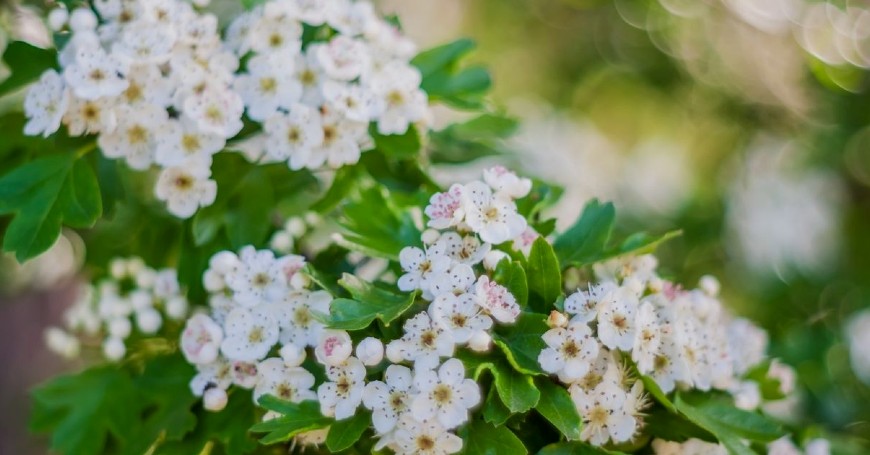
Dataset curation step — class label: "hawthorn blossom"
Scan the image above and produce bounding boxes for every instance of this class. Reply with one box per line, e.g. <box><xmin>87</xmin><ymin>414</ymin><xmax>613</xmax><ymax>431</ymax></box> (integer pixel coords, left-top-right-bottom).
<box><xmin>411</xmin><ymin>358</ymin><xmax>480</xmax><ymax>429</ymax></box>
<box><xmin>315</xmin><ymin>330</ymin><xmax>354</xmax><ymax>366</ymax></box>
<box><xmin>462</xmin><ymin>181</ymin><xmax>527</xmax><ymax>244</ymax></box>
<box><xmin>220</xmin><ymin>306</ymin><xmax>280</xmax><ymax>362</ymax></box>
<box><xmin>255</xmin><ymin>358</ymin><xmax>317</xmax><ymax>403</ymax></box>
<box><xmin>428</xmin><ymin>293</ymin><xmax>493</xmax><ymax>344</ymax></box>
<box><xmin>483</xmin><ymin>166</ymin><xmax>532</xmax><ymax>199</ymax></box>
<box><xmin>473</xmin><ymin>276</ymin><xmax>520</xmax><ymax>324</ymax></box>
<box><xmin>397</xmin><ymin>246</ymin><xmax>451</xmax><ymax>295</ymax></box>
<box><xmin>389</xmin><ymin>312</ymin><xmax>455</xmax><ymax>370</ymax></box>
<box><xmin>364</xmin><ymin>364</ymin><xmax>415</xmax><ymax>433</ymax></box>
<box><xmin>318</xmin><ymin>357</ymin><xmax>367</xmax><ymax>419</ymax></box>
<box><xmin>154</xmin><ymin>165</ymin><xmax>218</xmax><ymax>218</ymax></box>
<box><xmin>24</xmin><ymin>70</ymin><xmax>69</xmax><ymax>137</ymax></box>
<box><xmin>425</xmin><ymin>185</ymin><xmax>465</xmax><ymax>230</ymax></box>
<box><xmin>539</xmin><ymin>321</ymin><xmax>600</xmax><ymax>382</ymax></box>
<box><xmin>181</xmin><ymin>314</ymin><xmax>223</xmax><ymax>365</ymax></box>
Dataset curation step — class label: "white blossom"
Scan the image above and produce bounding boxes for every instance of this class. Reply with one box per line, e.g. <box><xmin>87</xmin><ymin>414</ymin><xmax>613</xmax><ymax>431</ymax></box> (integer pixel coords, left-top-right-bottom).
<box><xmin>317</xmin><ymin>357</ymin><xmax>367</xmax><ymax>419</ymax></box>
<box><xmin>411</xmin><ymin>358</ymin><xmax>480</xmax><ymax>429</ymax></box>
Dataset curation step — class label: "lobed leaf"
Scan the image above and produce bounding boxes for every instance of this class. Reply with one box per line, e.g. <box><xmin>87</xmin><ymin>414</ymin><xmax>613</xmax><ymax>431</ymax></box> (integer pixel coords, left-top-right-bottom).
<box><xmin>552</xmin><ymin>200</ymin><xmax>615</xmax><ymax>269</ymax></box>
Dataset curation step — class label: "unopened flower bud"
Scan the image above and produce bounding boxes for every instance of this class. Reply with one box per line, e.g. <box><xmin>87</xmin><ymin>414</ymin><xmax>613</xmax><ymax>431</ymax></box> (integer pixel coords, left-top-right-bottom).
<box><xmin>48</xmin><ymin>8</ymin><xmax>69</xmax><ymax>32</ymax></box>
<box><xmin>385</xmin><ymin>340</ymin><xmax>404</xmax><ymax>363</ymax></box>
<box><xmin>136</xmin><ymin>307</ymin><xmax>163</xmax><ymax>334</ymax></box>
<box><xmin>203</xmin><ymin>387</ymin><xmax>228</xmax><ymax>412</ymax></box>
<box><xmin>286</xmin><ymin>217</ymin><xmax>307</xmax><ymax>237</ymax></box>
<box><xmin>108</xmin><ymin>317</ymin><xmax>132</xmax><ymax>339</ymax></box>
<box><xmin>280</xmin><ymin>343</ymin><xmax>306</xmax><ymax>367</ymax></box>
<box><xmin>315</xmin><ymin>330</ymin><xmax>352</xmax><ymax>366</ymax></box>
<box><xmin>356</xmin><ymin>337</ymin><xmax>384</xmax><ymax>366</ymax></box>
<box><xmin>547</xmin><ymin>310</ymin><xmax>569</xmax><ymax>328</ymax></box>
<box><xmin>102</xmin><ymin>337</ymin><xmax>126</xmax><ymax>361</ymax></box>
<box><xmin>699</xmin><ymin>275</ymin><xmax>720</xmax><ymax>296</ymax></box>
<box><xmin>270</xmin><ymin>231</ymin><xmax>294</xmax><ymax>253</ymax></box>
<box><xmin>69</xmin><ymin>8</ymin><xmax>97</xmax><ymax>32</ymax></box>
<box><xmin>483</xmin><ymin>250</ymin><xmax>509</xmax><ymax>271</ymax></box>
<box><xmin>421</xmin><ymin>229</ymin><xmax>440</xmax><ymax>245</ymax></box>
<box><xmin>468</xmin><ymin>330</ymin><xmax>492</xmax><ymax>352</ymax></box>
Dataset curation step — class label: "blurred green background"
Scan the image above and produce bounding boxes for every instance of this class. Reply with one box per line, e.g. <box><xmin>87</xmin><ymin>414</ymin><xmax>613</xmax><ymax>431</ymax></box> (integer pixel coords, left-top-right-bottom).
<box><xmin>2</xmin><ymin>0</ymin><xmax>870</xmax><ymax>452</ymax></box>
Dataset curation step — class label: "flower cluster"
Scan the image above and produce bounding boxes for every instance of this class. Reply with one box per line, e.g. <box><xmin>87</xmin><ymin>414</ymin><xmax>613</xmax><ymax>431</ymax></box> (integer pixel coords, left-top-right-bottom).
<box><xmin>45</xmin><ymin>257</ymin><xmax>188</xmax><ymax>361</ymax></box>
<box><xmin>538</xmin><ymin>254</ymin><xmax>782</xmax><ymax>445</ymax></box>
<box><xmin>25</xmin><ymin>0</ymin><xmax>430</xmax><ymax>218</ymax></box>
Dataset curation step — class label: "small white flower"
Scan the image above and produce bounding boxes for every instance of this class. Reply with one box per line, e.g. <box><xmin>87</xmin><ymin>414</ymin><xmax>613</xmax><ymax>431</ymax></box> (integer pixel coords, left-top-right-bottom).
<box><xmin>181</xmin><ymin>314</ymin><xmax>224</xmax><ymax>365</ymax></box>
<box><xmin>254</xmin><ymin>357</ymin><xmax>317</xmax><ymax>403</ymax></box>
<box><xmin>183</xmin><ymin>87</ymin><xmax>245</xmax><ymax>139</ymax></box>
<box><xmin>24</xmin><ymin>70</ymin><xmax>69</xmax><ymax>137</ymax></box>
<box><xmin>597</xmin><ymin>287</ymin><xmax>638</xmax><ymax>351</ymax></box>
<box><xmin>539</xmin><ymin>321</ymin><xmax>600</xmax><ymax>383</ymax></box>
<box><xmin>263</xmin><ymin>105</ymin><xmax>324</xmax><ymax>169</ymax></box>
<box><xmin>356</xmin><ymin>337</ymin><xmax>385</xmax><ymax>366</ymax></box>
<box><xmin>411</xmin><ymin>358</ymin><xmax>481</xmax><ymax>429</ymax></box>
<box><xmin>369</xmin><ymin>62</ymin><xmax>427</xmax><ymax>135</ymax></box>
<box><xmin>393</xmin><ymin>415</ymin><xmax>463</xmax><ymax>455</ymax></box>
<box><xmin>231</xmin><ymin>361</ymin><xmax>260</xmax><ymax>389</ymax></box>
<box><xmin>570</xmin><ymin>380</ymin><xmax>637</xmax><ymax>445</ymax></box>
<box><xmin>248</xmin><ymin>14</ymin><xmax>302</xmax><ymax>54</ymax></box>
<box><xmin>63</xmin><ymin>97</ymin><xmax>116</xmax><ymax>136</ymax></box>
<box><xmin>322</xmin><ymin>81</ymin><xmax>376</xmax><ymax>123</ymax></box>
<box><xmin>473</xmin><ymin>276</ymin><xmax>520</xmax><ymax>324</ymax></box>
<box><xmin>98</xmin><ymin>104</ymin><xmax>167</xmax><ymax>170</ymax></box>
<box><xmin>308</xmin><ymin>109</ymin><xmax>368</xmax><ymax>169</ymax></box>
<box><xmin>428</xmin><ymin>263</ymin><xmax>475</xmax><ymax>298</ymax></box>
<box><xmin>44</xmin><ymin>327</ymin><xmax>80</xmax><ymax>359</ymax></box>
<box><xmin>467</xmin><ymin>330</ymin><xmax>492</xmax><ymax>352</ymax></box>
<box><xmin>315</xmin><ymin>36</ymin><xmax>370</xmax><ymax>81</ymax></box>
<box><xmin>512</xmin><ymin>226</ymin><xmax>539</xmax><ymax>256</ymax></box>
<box><xmin>111</xmin><ymin>20</ymin><xmax>177</xmax><ymax>65</ymax></box>
<box><xmin>363</xmin><ymin>364</ymin><xmax>414</xmax><ymax>434</ymax></box>
<box><xmin>225</xmin><ymin>247</ymin><xmax>286</xmax><ymax>307</ymax></box>
<box><xmin>432</xmin><ymin>232</ymin><xmax>491</xmax><ymax>266</ymax></box>
<box><xmin>483</xmin><ymin>166</ymin><xmax>532</xmax><ymax>199</ymax></box>
<box><xmin>632</xmin><ymin>301</ymin><xmax>662</xmax><ymax>374</ymax></box>
<box><xmin>63</xmin><ymin>48</ymin><xmax>129</xmax><ymax>100</ymax></box>
<box><xmin>315</xmin><ymin>329</ymin><xmax>353</xmax><ymax>366</ymax></box>
<box><xmin>318</xmin><ymin>357</ymin><xmax>367</xmax><ymax>419</ymax></box>
<box><xmin>564</xmin><ymin>283</ymin><xmax>617</xmax><ymax>324</ymax></box>
<box><xmin>424</xmin><ymin>184</ymin><xmax>465</xmax><ymax>230</ymax></box>
<box><xmin>103</xmin><ymin>336</ymin><xmax>126</xmax><ymax>361</ymax></box>
<box><xmin>135</xmin><ymin>307</ymin><xmax>163</xmax><ymax>334</ymax></box>
<box><xmin>154</xmin><ymin>117</ymin><xmax>225</xmax><ymax>167</ymax></box>
<box><xmin>428</xmin><ymin>293</ymin><xmax>493</xmax><ymax>344</ymax></box>
<box><xmin>189</xmin><ymin>359</ymin><xmax>233</xmax><ymax>396</ymax></box>
<box><xmin>462</xmin><ymin>181</ymin><xmax>527</xmax><ymax>244</ymax></box>
<box><xmin>220</xmin><ymin>306</ymin><xmax>280</xmax><ymax>362</ymax></box>
<box><xmin>155</xmin><ymin>164</ymin><xmax>218</xmax><ymax>218</ymax></box>
<box><xmin>281</xmin><ymin>291</ymin><xmax>331</xmax><ymax>347</ymax></box>
<box><xmin>235</xmin><ymin>53</ymin><xmax>303</xmax><ymax>122</ymax></box>
<box><xmin>391</xmin><ymin>312</ymin><xmax>455</xmax><ymax>370</ymax></box>
<box><xmin>397</xmin><ymin>246</ymin><xmax>451</xmax><ymax>295</ymax></box>
<box><xmin>279</xmin><ymin>343</ymin><xmax>307</xmax><ymax>367</ymax></box>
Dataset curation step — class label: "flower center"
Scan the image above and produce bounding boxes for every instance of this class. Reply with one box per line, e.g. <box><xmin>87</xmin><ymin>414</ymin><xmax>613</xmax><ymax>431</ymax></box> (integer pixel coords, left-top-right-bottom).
<box><xmin>174</xmin><ymin>175</ymin><xmax>194</xmax><ymax>190</ymax></box>
<box><xmin>276</xmin><ymin>383</ymin><xmax>294</xmax><ymax>400</ymax></box>
<box><xmin>420</xmin><ymin>331</ymin><xmax>436</xmax><ymax>347</ymax></box>
<box><xmin>127</xmin><ymin>125</ymin><xmax>148</xmax><ymax>144</ymax></box>
<box><xmin>182</xmin><ymin>134</ymin><xmax>201</xmax><ymax>153</ymax></box>
<box><xmin>484</xmin><ymin>206</ymin><xmax>499</xmax><ymax>221</ymax></box>
<box><xmin>432</xmin><ymin>384</ymin><xmax>452</xmax><ymax>405</ymax></box>
<box><xmin>589</xmin><ymin>405</ymin><xmax>608</xmax><ymax>426</ymax></box>
<box><xmin>248</xmin><ymin>327</ymin><xmax>264</xmax><ymax>343</ymax></box>
<box><xmin>294</xmin><ymin>307</ymin><xmax>311</xmax><ymax>326</ymax></box>
<box><xmin>416</xmin><ymin>435</ymin><xmax>435</xmax><ymax>451</ymax></box>
<box><xmin>561</xmin><ymin>341</ymin><xmax>580</xmax><ymax>358</ymax></box>
<box><xmin>259</xmin><ymin>77</ymin><xmax>277</xmax><ymax>93</ymax></box>
<box><xmin>89</xmin><ymin>69</ymin><xmax>106</xmax><ymax>82</ymax></box>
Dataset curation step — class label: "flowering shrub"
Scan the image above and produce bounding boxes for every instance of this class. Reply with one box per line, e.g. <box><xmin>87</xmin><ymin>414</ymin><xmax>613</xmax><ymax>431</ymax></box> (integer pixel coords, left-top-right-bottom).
<box><xmin>0</xmin><ymin>0</ymin><xmax>851</xmax><ymax>454</ymax></box>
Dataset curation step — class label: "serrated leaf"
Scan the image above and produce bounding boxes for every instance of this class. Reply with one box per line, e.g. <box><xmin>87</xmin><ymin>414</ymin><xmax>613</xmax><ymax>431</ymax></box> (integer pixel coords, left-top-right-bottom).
<box><xmin>322</xmin><ymin>274</ymin><xmax>417</xmax><ymax>330</ymax></box>
<box><xmin>429</xmin><ymin>113</ymin><xmax>516</xmax><ymax>164</ymax></box>
<box><xmin>493</xmin><ymin>312</ymin><xmax>548</xmax><ymax>375</ymax></box>
<box><xmin>412</xmin><ymin>39</ymin><xmax>491</xmax><ymax>109</ymax></box>
<box><xmin>339</xmin><ymin>186</ymin><xmax>422</xmax><ymax>260</ymax></box>
<box><xmin>482</xmin><ymin>387</ymin><xmax>512</xmax><ymax>426</ymax></box>
<box><xmin>0</xmin><ymin>154</ymin><xmax>102</xmax><ymax>261</ymax></box>
<box><xmin>527</xmin><ymin>238</ymin><xmax>562</xmax><ymax>312</ymax></box>
<box><xmin>553</xmin><ymin>200</ymin><xmax>615</xmax><ymax>268</ymax></box>
<box><xmin>0</xmin><ymin>41</ymin><xmax>57</xmax><ymax>96</ymax></box>
<box><xmin>458</xmin><ymin>351</ymin><xmax>539</xmax><ymax>414</ymax></box>
<box><xmin>460</xmin><ymin>418</ymin><xmax>528</xmax><ymax>455</ymax></box>
<box><xmin>674</xmin><ymin>394</ymin><xmax>785</xmax><ymax>455</ymax></box>
<box><xmin>251</xmin><ymin>398</ymin><xmax>331</xmax><ymax>445</ymax></box>
<box><xmin>493</xmin><ymin>259</ymin><xmax>528</xmax><ymax>308</ymax></box>
<box><xmin>535</xmin><ymin>378</ymin><xmax>583</xmax><ymax>441</ymax></box>
<box><xmin>598</xmin><ymin>230</ymin><xmax>682</xmax><ymax>262</ymax></box>
<box><xmin>326</xmin><ymin>410</ymin><xmax>371</xmax><ymax>452</ymax></box>
<box><xmin>157</xmin><ymin>390</ymin><xmax>258</xmax><ymax>455</ymax></box>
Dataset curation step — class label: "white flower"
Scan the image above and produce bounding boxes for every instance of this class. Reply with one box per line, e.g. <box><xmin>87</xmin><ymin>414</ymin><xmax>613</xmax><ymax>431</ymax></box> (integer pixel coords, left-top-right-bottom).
<box><xmin>136</xmin><ymin>307</ymin><xmax>163</xmax><ymax>333</ymax></box>
<box><xmin>462</xmin><ymin>181</ymin><xmax>527</xmax><ymax>244</ymax></box>
<box><xmin>63</xmin><ymin>48</ymin><xmax>129</xmax><ymax>100</ymax></box>
<box><xmin>473</xmin><ymin>276</ymin><xmax>520</xmax><ymax>324</ymax></box>
<box><xmin>411</xmin><ymin>358</ymin><xmax>481</xmax><ymax>429</ymax></box>
<box><xmin>315</xmin><ymin>329</ymin><xmax>353</xmax><ymax>366</ymax></box>
<box><xmin>190</xmin><ymin>358</ymin><xmax>233</xmax><ymax>396</ymax></box>
<box><xmin>281</xmin><ymin>291</ymin><xmax>331</xmax><ymax>347</ymax></box>
<box><xmin>483</xmin><ymin>166</ymin><xmax>532</xmax><ymax>199</ymax></box>
<box><xmin>512</xmin><ymin>226</ymin><xmax>539</xmax><ymax>256</ymax></box>
<box><xmin>467</xmin><ymin>330</ymin><xmax>492</xmax><ymax>352</ymax></box>
<box><xmin>183</xmin><ymin>87</ymin><xmax>245</xmax><ymax>139</ymax></box>
<box><xmin>308</xmin><ymin>109</ymin><xmax>368</xmax><ymax>169</ymax></box>
<box><xmin>428</xmin><ymin>263</ymin><xmax>475</xmax><ymax>298</ymax></box>
<box><xmin>279</xmin><ymin>343</ymin><xmax>306</xmax><ymax>367</ymax></box>
<box><xmin>263</xmin><ymin>105</ymin><xmax>324</xmax><ymax>169</ymax></box>
<box><xmin>63</xmin><ymin>97</ymin><xmax>117</xmax><ymax>136</ymax></box>
<box><xmin>203</xmin><ymin>387</ymin><xmax>228</xmax><ymax>412</ymax></box>
<box><xmin>393</xmin><ymin>416</ymin><xmax>463</xmax><ymax>455</ymax></box>
<box><xmin>424</xmin><ymin>184</ymin><xmax>465</xmax><ymax>229</ymax></box>
<box><xmin>397</xmin><ymin>246</ymin><xmax>451</xmax><ymax>295</ymax></box>
<box><xmin>597</xmin><ymin>287</ymin><xmax>638</xmax><ymax>351</ymax></box>
<box><xmin>98</xmin><ymin>104</ymin><xmax>167</xmax><ymax>170</ymax></box>
<box><xmin>564</xmin><ymin>283</ymin><xmax>617</xmax><ymax>324</ymax></box>
<box><xmin>322</xmin><ymin>81</ymin><xmax>376</xmax><ymax>123</ymax></box>
<box><xmin>220</xmin><ymin>306</ymin><xmax>280</xmax><ymax>362</ymax></box>
<box><xmin>231</xmin><ymin>361</ymin><xmax>260</xmax><ymax>389</ymax></box>
<box><xmin>315</xmin><ymin>36</ymin><xmax>370</xmax><ymax>81</ymax></box>
<box><xmin>356</xmin><ymin>337</ymin><xmax>385</xmax><ymax>366</ymax></box>
<box><xmin>235</xmin><ymin>53</ymin><xmax>303</xmax><ymax>122</ymax></box>
<box><xmin>248</xmin><ymin>13</ymin><xmax>302</xmax><ymax>54</ymax></box>
<box><xmin>155</xmin><ymin>164</ymin><xmax>218</xmax><ymax>218</ymax></box>
<box><xmin>369</xmin><ymin>62</ymin><xmax>427</xmax><ymax>135</ymax></box>
<box><xmin>254</xmin><ymin>357</ymin><xmax>317</xmax><ymax>403</ymax></box>
<box><xmin>432</xmin><ymin>232</ymin><xmax>491</xmax><ymax>266</ymax></box>
<box><xmin>24</xmin><ymin>70</ymin><xmax>69</xmax><ymax>137</ymax></box>
<box><xmin>225</xmin><ymin>247</ymin><xmax>286</xmax><ymax>307</ymax></box>
<box><xmin>390</xmin><ymin>312</ymin><xmax>455</xmax><ymax>370</ymax></box>
<box><xmin>632</xmin><ymin>301</ymin><xmax>662</xmax><ymax>374</ymax></box>
<box><xmin>111</xmin><ymin>20</ymin><xmax>177</xmax><ymax>65</ymax></box>
<box><xmin>154</xmin><ymin>117</ymin><xmax>225</xmax><ymax>167</ymax></box>
<box><xmin>317</xmin><ymin>357</ymin><xmax>367</xmax><ymax>419</ymax></box>
<box><xmin>730</xmin><ymin>380</ymin><xmax>761</xmax><ymax>410</ymax></box>
<box><xmin>570</xmin><ymin>380</ymin><xmax>637</xmax><ymax>445</ymax></box>
<box><xmin>363</xmin><ymin>364</ymin><xmax>414</xmax><ymax>434</ymax></box>
<box><xmin>103</xmin><ymin>336</ymin><xmax>126</xmax><ymax>361</ymax></box>
<box><xmin>181</xmin><ymin>314</ymin><xmax>224</xmax><ymax>365</ymax></box>
<box><xmin>539</xmin><ymin>320</ymin><xmax>600</xmax><ymax>383</ymax></box>
<box><xmin>44</xmin><ymin>327</ymin><xmax>80</xmax><ymax>359</ymax></box>
<box><xmin>428</xmin><ymin>293</ymin><xmax>493</xmax><ymax>344</ymax></box>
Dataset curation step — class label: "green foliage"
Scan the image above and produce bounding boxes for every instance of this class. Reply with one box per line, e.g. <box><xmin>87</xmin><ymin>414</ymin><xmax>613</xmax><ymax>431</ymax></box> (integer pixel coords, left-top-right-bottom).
<box><xmin>371</xmin><ymin>124</ymin><xmax>422</xmax><ymax>159</ymax></box>
<box><xmin>534</xmin><ymin>378</ymin><xmax>583</xmax><ymax>441</ymax></box>
<box><xmin>482</xmin><ymin>387</ymin><xmax>513</xmax><ymax>426</ymax></box>
<box><xmin>0</xmin><ymin>153</ymin><xmax>101</xmax><ymax>261</ymax></box>
<box><xmin>321</xmin><ymin>273</ymin><xmax>417</xmax><ymax>330</ymax></box>
<box><xmin>30</xmin><ymin>355</ymin><xmax>198</xmax><ymax>455</ymax></box>
<box><xmin>429</xmin><ymin>113</ymin><xmax>518</xmax><ymax>164</ymax></box>
<box><xmin>337</xmin><ymin>185</ymin><xmax>422</xmax><ymax>260</ymax></box>
<box><xmin>250</xmin><ymin>397</ymin><xmax>331</xmax><ymax>445</ymax></box>
<box><xmin>325</xmin><ymin>410</ymin><xmax>371</xmax><ymax>452</ymax></box>
<box><xmin>0</xmin><ymin>41</ymin><xmax>57</xmax><ymax>97</ymax></box>
<box><xmin>674</xmin><ymin>394</ymin><xmax>785</xmax><ymax>455</ymax></box>
<box><xmin>493</xmin><ymin>259</ymin><xmax>529</xmax><ymax>308</ymax></box>
<box><xmin>460</xmin><ymin>351</ymin><xmax>540</xmax><ymax>414</ymax></box>
<box><xmin>527</xmin><ymin>238</ymin><xmax>563</xmax><ymax>312</ymax></box>
<box><xmin>492</xmin><ymin>312</ymin><xmax>549</xmax><ymax>375</ymax></box>
<box><xmin>537</xmin><ymin>442</ymin><xmax>626</xmax><ymax>455</ymax></box>
<box><xmin>553</xmin><ymin>200</ymin><xmax>615</xmax><ymax>269</ymax></box>
<box><xmin>157</xmin><ymin>391</ymin><xmax>258</xmax><ymax>455</ymax></box>
<box><xmin>412</xmin><ymin>39</ymin><xmax>492</xmax><ymax>109</ymax></box>
<box><xmin>460</xmin><ymin>418</ymin><xmax>528</xmax><ymax>454</ymax></box>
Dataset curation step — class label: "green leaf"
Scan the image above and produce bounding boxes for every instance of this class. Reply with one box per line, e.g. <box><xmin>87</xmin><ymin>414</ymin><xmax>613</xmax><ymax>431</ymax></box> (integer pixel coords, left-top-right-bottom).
<box><xmin>224</xmin><ymin>168</ymin><xmax>275</xmax><ymax>249</ymax></box>
<box><xmin>745</xmin><ymin>361</ymin><xmax>787</xmax><ymax>402</ymax></box>
<box><xmin>323</xmin><ymin>274</ymin><xmax>417</xmax><ymax>330</ymax></box>
<box><xmin>310</xmin><ymin>165</ymin><xmax>361</xmax><ymax>214</ymax></box>
<box><xmin>338</xmin><ymin>186</ymin><xmax>422</xmax><ymax>260</ymax></box>
<box><xmin>460</xmin><ymin>418</ymin><xmax>528</xmax><ymax>455</ymax></box>
<box><xmin>371</xmin><ymin>124</ymin><xmax>421</xmax><ymax>159</ymax></box>
<box><xmin>552</xmin><ymin>200</ymin><xmax>615</xmax><ymax>269</ymax></box>
<box><xmin>598</xmin><ymin>230</ymin><xmax>682</xmax><ymax>261</ymax></box>
<box><xmin>325</xmin><ymin>411</ymin><xmax>371</xmax><ymax>452</ymax></box>
<box><xmin>493</xmin><ymin>259</ymin><xmax>528</xmax><ymax>308</ymax></box>
<box><xmin>429</xmin><ymin>113</ymin><xmax>517</xmax><ymax>164</ymax></box>
<box><xmin>158</xmin><ymin>390</ymin><xmax>258</xmax><ymax>455</ymax></box>
<box><xmin>537</xmin><ymin>442</ymin><xmax>627</xmax><ymax>454</ymax></box>
<box><xmin>0</xmin><ymin>41</ymin><xmax>57</xmax><ymax>97</ymax></box>
<box><xmin>674</xmin><ymin>394</ymin><xmax>785</xmax><ymax>455</ymax></box>
<box><xmin>0</xmin><ymin>154</ymin><xmax>102</xmax><ymax>261</ymax></box>
<box><xmin>412</xmin><ymin>39</ymin><xmax>477</xmax><ymax>78</ymax></box>
<box><xmin>534</xmin><ymin>378</ymin><xmax>583</xmax><ymax>441</ymax></box>
<box><xmin>493</xmin><ymin>312</ymin><xmax>548</xmax><ymax>375</ymax></box>
<box><xmin>482</xmin><ymin>387</ymin><xmax>512</xmax><ymax>426</ymax></box>
<box><xmin>632</xmin><ymin>365</ymin><xmax>676</xmax><ymax>413</ymax></box>
<box><xmin>412</xmin><ymin>39</ymin><xmax>492</xmax><ymax>109</ymax></box>
<box><xmin>527</xmin><ymin>238</ymin><xmax>562</xmax><ymax>312</ymax></box>
<box><xmin>251</xmin><ymin>397</ymin><xmax>331</xmax><ymax>445</ymax></box>
<box><xmin>31</xmin><ymin>366</ymin><xmax>139</xmax><ymax>455</ymax></box>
